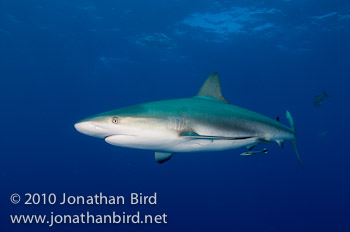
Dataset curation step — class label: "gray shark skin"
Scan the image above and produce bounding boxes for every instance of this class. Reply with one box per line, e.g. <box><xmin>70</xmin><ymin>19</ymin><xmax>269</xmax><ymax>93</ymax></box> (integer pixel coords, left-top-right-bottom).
<box><xmin>75</xmin><ymin>73</ymin><xmax>303</xmax><ymax>168</ymax></box>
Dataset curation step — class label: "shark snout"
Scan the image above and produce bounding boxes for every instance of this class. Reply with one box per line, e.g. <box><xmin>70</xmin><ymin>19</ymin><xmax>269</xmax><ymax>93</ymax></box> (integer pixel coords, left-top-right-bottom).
<box><xmin>74</xmin><ymin>120</ymin><xmax>111</xmax><ymax>138</ymax></box>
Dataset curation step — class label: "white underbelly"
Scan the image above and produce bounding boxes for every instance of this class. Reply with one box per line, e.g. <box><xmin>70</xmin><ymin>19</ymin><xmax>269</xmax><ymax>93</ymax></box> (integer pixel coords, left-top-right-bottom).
<box><xmin>167</xmin><ymin>138</ymin><xmax>255</xmax><ymax>152</ymax></box>
<box><xmin>105</xmin><ymin>134</ymin><xmax>256</xmax><ymax>153</ymax></box>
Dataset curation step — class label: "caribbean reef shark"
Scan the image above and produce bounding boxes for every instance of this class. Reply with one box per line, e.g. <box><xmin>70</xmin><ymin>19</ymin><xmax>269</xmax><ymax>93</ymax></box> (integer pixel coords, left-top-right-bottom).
<box><xmin>75</xmin><ymin>72</ymin><xmax>303</xmax><ymax>168</ymax></box>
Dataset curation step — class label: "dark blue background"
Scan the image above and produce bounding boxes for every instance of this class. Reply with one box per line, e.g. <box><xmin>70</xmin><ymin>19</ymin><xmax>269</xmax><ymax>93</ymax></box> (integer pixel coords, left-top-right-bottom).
<box><xmin>1</xmin><ymin>0</ymin><xmax>350</xmax><ymax>231</ymax></box>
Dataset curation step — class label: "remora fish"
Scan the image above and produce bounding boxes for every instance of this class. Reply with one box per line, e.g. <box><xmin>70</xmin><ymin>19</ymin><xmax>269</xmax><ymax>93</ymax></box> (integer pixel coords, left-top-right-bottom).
<box><xmin>313</xmin><ymin>90</ymin><xmax>330</xmax><ymax>106</ymax></box>
<box><xmin>240</xmin><ymin>148</ymin><xmax>268</xmax><ymax>156</ymax></box>
<box><xmin>75</xmin><ymin>73</ymin><xmax>303</xmax><ymax>168</ymax></box>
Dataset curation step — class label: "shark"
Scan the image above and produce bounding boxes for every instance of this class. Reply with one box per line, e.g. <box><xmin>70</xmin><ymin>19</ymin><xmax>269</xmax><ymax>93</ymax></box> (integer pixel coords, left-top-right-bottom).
<box><xmin>313</xmin><ymin>90</ymin><xmax>330</xmax><ymax>106</ymax></box>
<box><xmin>75</xmin><ymin>72</ymin><xmax>303</xmax><ymax>168</ymax></box>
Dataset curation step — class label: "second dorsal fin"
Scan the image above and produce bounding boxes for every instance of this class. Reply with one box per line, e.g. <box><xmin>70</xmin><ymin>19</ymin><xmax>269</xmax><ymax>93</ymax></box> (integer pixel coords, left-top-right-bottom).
<box><xmin>197</xmin><ymin>72</ymin><xmax>229</xmax><ymax>103</ymax></box>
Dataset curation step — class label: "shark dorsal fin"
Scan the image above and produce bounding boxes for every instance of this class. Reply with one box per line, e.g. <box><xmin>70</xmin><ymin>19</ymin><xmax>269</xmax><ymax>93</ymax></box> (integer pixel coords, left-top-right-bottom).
<box><xmin>197</xmin><ymin>72</ymin><xmax>229</xmax><ymax>103</ymax></box>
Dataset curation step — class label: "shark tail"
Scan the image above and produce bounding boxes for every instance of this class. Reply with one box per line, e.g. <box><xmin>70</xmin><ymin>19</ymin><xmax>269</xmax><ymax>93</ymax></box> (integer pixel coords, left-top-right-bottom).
<box><xmin>286</xmin><ymin>111</ymin><xmax>296</xmax><ymax>133</ymax></box>
<box><xmin>286</xmin><ymin>111</ymin><xmax>304</xmax><ymax>169</ymax></box>
<box><xmin>291</xmin><ymin>139</ymin><xmax>304</xmax><ymax>169</ymax></box>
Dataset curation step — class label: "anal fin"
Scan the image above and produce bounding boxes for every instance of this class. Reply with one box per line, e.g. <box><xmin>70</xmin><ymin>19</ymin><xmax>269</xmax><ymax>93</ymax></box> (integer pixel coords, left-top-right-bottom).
<box><xmin>275</xmin><ymin>139</ymin><xmax>284</xmax><ymax>148</ymax></box>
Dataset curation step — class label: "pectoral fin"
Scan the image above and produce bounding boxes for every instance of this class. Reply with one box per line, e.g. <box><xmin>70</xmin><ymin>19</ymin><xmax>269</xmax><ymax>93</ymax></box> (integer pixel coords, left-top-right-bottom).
<box><xmin>155</xmin><ymin>152</ymin><xmax>174</xmax><ymax>164</ymax></box>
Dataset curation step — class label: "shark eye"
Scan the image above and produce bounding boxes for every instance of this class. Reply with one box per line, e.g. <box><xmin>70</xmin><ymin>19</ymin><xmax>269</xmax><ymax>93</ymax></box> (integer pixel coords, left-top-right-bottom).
<box><xmin>112</xmin><ymin>117</ymin><xmax>120</xmax><ymax>124</ymax></box>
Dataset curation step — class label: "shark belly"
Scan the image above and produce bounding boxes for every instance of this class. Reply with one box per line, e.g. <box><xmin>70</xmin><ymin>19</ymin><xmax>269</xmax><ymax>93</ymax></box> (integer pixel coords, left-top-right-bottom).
<box><xmin>168</xmin><ymin>138</ymin><xmax>256</xmax><ymax>152</ymax></box>
<box><xmin>105</xmin><ymin>133</ymin><xmax>257</xmax><ymax>153</ymax></box>
<box><xmin>105</xmin><ymin>130</ymin><xmax>181</xmax><ymax>151</ymax></box>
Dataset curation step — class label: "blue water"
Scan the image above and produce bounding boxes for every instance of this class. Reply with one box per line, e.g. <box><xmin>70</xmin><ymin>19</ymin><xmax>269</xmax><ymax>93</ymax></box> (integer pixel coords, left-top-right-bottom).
<box><xmin>1</xmin><ymin>0</ymin><xmax>350</xmax><ymax>231</ymax></box>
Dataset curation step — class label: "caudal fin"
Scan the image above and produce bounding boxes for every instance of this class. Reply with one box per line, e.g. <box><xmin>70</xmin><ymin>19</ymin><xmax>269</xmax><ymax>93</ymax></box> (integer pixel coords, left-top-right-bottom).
<box><xmin>286</xmin><ymin>111</ymin><xmax>304</xmax><ymax>169</ymax></box>
<box><xmin>286</xmin><ymin>111</ymin><xmax>296</xmax><ymax>132</ymax></box>
<box><xmin>291</xmin><ymin>139</ymin><xmax>304</xmax><ymax>169</ymax></box>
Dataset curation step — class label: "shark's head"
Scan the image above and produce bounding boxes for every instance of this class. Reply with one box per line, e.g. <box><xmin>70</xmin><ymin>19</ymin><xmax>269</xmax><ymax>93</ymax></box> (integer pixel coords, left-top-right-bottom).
<box><xmin>74</xmin><ymin>114</ymin><xmax>121</xmax><ymax>139</ymax></box>
<box><xmin>74</xmin><ymin>104</ymin><xmax>168</xmax><ymax>139</ymax></box>
<box><xmin>74</xmin><ymin>105</ymin><xmax>145</xmax><ymax>139</ymax></box>
<box><xmin>74</xmin><ymin>105</ymin><xmax>178</xmax><ymax>150</ymax></box>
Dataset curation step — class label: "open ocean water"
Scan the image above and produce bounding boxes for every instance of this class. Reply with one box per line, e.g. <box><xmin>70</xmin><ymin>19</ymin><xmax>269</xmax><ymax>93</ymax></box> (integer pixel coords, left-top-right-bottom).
<box><xmin>1</xmin><ymin>0</ymin><xmax>350</xmax><ymax>231</ymax></box>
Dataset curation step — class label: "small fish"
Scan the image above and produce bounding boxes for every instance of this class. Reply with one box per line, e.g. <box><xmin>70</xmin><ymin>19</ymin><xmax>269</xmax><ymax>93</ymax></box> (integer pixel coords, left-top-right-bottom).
<box><xmin>240</xmin><ymin>148</ymin><xmax>268</xmax><ymax>156</ymax></box>
<box><xmin>313</xmin><ymin>90</ymin><xmax>330</xmax><ymax>106</ymax></box>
